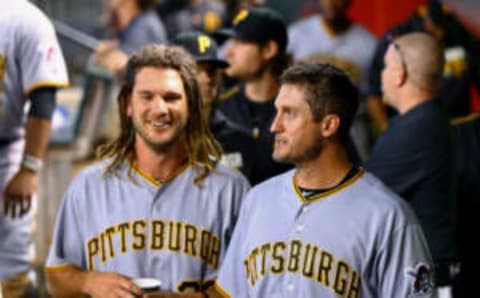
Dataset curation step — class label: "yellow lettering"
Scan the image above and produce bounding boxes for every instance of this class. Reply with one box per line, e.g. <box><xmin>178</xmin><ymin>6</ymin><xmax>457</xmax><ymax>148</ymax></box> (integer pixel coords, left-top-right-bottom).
<box><xmin>117</xmin><ymin>222</ymin><xmax>130</xmax><ymax>253</ymax></box>
<box><xmin>132</xmin><ymin>220</ymin><xmax>146</xmax><ymax>250</ymax></box>
<box><xmin>302</xmin><ymin>244</ymin><xmax>318</xmax><ymax>278</ymax></box>
<box><xmin>259</xmin><ymin>243</ymin><xmax>271</xmax><ymax>276</ymax></box>
<box><xmin>151</xmin><ymin>220</ymin><xmax>165</xmax><ymax>250</ymax></box>
<box><xmin>271</xmin><ymin>242</ymin><xmax>286</xmax><ymax>274</ymax></box>
<box><xmin>208</xmin><ymin>235</ymin><xmax>220</xmax><ymax>269</ymax></box>
<box><xmin>317</xmin><ymin>250</ymin><xmax>333</xmax><ymax>287</ymax></box>
<box><xmin>333</xmin><ymin>260</ymin><xmax>350</xmax><ymax>296</ymax></box>
<box><xmin>287</xmin><ymin>240</ymin><xmax>302</xmax><ymax>272</ymax></box>
<box><xmin>184</xmin><ymin>224</ymin><xmax>197</xmax><ymax>257</ymax></box>
<box><xmin>87</xmin><ymin>237</ymin><xmax>99</xmax><ymax>270</ymax></box>
<box><xmin>104</xmin><ymin>226</ymin><xmax>116</xmax><ymax>259</ymax></box>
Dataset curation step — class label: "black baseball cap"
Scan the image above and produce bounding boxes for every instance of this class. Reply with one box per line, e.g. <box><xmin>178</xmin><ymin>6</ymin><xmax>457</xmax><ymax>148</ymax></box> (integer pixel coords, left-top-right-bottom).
<box><xmin>173</xmin><ymin>31</ymin><xmax>229</xmax><ymax>68</ymax></box>
<box><xmin>215</xmin><ymin>7</ymin><xmax>288</xmax><ymax>53</ymax></box>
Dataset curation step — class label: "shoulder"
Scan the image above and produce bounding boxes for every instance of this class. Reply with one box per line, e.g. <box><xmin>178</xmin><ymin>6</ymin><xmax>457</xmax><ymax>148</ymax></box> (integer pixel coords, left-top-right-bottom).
<box><xmin>66</xmin><ymin>160</ymin><xmax>117</xmax><ymax>193</ymax></box>
<box><xmin>350</xmin><ymin>23</ymin><xmax>377</xmax><ymax>44</ymax></box>
<box><xmin>355</xmin><ymin>172</ymin><xmax>419</xmax><ymax>222</ymax></box>
<box><xmin>248</xmin><ymin>169</ymin><xmax>294</xmax><ymax>198</ymax></box>
<box><xmin>212</xmin><ymin>163</ymin><xmax>250</xmax><ymax>185</ymax></box>
<box><xmin>288</xmin><ymin>15</ymin><xmax>318</xmax><ymax>34</ymax></box>
<box><xmin>14</xmin><ymin>1</ymin><xmax>54</xmax><ymax>31</ymax></box>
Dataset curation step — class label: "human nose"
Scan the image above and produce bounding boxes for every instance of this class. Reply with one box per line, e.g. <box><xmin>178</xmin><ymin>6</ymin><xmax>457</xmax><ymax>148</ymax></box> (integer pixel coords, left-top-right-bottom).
<box><xmin>270</xmin><ymin>113</ymin><xmax>281</xmax><ymax>134</ymax></box>
<box><xmin>152</xmin><ymin>96</ymin><xmax>169</xmax><ymax>114</ymax></box>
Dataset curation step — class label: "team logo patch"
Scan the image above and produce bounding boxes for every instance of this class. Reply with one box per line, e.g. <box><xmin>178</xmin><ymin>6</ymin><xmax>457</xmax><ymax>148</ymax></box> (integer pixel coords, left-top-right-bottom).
<box><xmin>405</xmin><ymin>263</ymin><xmax>434</xmax><ymax>296</ymax></box>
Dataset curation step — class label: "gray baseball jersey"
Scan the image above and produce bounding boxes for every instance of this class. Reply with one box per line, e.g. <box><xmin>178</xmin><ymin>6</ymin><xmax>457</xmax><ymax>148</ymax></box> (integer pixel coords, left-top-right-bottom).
<box><xmin>215</xmin><ymin>169</ymin><xmax>436</xmax><ymax>298</ymax></box>
<box><xmin>46</xmin><ymin>160</ymin><xmax>249</xmax><ymax>293</ymax></box>
<box><xmin>0</xmin><ymin>0</ymin><xmax>68</xmax><ymax>279</ymax></box>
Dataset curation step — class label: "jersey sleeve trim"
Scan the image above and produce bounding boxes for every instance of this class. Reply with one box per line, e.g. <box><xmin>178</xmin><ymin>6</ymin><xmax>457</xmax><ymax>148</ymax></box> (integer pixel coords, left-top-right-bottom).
<box><xmin>450</xmin><ymin>112</ymin><xmax>480</xmax><ymax>126</ymax></box>
<box><xmin>218</xmin><ymin>85</ymin><xmax>240</xmax><ymax>102</ymax></box>
<box><xmin>44</xmin><ymin>263</ymin><xmax>79</xmax><ymax>273</ymax></box>
<box><xmin>25</xmin><ymin>81</ymin><xmax>69</xmax><ymax>96</ymax></box>
<box><xmin>213</xmin><ymin>281</ymin><xmax>233</xmax><ymax>298</ymax></box>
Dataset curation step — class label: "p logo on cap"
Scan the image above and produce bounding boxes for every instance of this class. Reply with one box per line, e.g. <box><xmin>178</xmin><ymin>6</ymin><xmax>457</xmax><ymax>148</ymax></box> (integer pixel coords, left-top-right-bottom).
<box><xmin>197</xmin><ymin>35</ymin><xmax>212</xmax><ymax>54</ymax></box>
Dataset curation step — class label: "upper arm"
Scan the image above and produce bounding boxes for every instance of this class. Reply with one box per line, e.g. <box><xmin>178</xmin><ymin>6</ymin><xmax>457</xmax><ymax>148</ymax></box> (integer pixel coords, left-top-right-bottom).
<box><xmin>46</xmin><ymin>179</ymin><xmax>87</xmax><ymax>270</ymax></box>
<box><xmin>377</xmin><ymin>223</ymin><xmax>435</xmax><ymax>298</ymax></box>
<box><xmin>215</xmin><ymin>192</ymin><xmax>253</xmax><ymax>298</ymax></box>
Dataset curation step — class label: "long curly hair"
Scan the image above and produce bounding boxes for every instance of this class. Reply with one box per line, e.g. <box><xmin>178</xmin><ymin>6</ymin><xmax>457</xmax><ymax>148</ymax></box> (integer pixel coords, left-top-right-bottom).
<box><xmin>98</xmin><ymin>44</ymin><xmax>222</xmax><ymax>185</ymax></box>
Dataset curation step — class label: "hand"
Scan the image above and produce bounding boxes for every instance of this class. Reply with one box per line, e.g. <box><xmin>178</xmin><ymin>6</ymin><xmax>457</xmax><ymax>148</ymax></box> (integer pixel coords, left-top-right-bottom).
<box><xmin>94</xmin><ymin>40</ymin><xmax>128</xmax><ymax>74</ymax></box>
<box><xmin>81</xmin><ymin>271</ymin><xmax>143</xmax><ymax>298</ymax></box>
<box><xmin>3</xmin><ymin>168</ymin><xmax>38</xmax><ymax>218</ymax></box>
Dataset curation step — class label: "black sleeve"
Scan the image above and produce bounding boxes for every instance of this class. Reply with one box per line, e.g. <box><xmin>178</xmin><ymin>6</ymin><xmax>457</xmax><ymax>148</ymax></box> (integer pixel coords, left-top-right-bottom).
<box><xmin>28</xmin><ymin>87</ymin><xmax>57</xmax><ymax>120</ymax></box>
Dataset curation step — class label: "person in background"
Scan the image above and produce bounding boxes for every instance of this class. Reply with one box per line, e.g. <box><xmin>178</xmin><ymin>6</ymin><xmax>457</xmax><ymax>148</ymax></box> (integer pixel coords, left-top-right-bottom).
<box><xmin>366</xmin><ymin>32</ymin><xmax>458</xmax><ymax>297</ymax></box>
<box><xmin>173</xmin><ymin>31</ymin><xmax>259</xmax><ymax>174</ymax></box>
<box><xmin>287</xmin><ymin>0</ymin><xmax>377</xmax><ymax>161</ymax></box>
<box><xmin>367</xmin><ymin>0</ymin><xmax>480</xmax><ymax>132</ymax></box>
<box><xmin>0</xmin><ymin>1</ymin><xmax>69</xmax><ymax>297</ymax></box>
<box><xmin>95</xmin><ymin>0</ymin><xmax>167</xmax><ymax>75</ymax></box>
<box><xmin>213</xmin><ymin>7</ymin><xmax>292</xmax><ymax>185</ymax></box>
<box><xmin>157</xmin><ymin>0</ymin><xmax>226</xmax><ymax>40</ymax></box>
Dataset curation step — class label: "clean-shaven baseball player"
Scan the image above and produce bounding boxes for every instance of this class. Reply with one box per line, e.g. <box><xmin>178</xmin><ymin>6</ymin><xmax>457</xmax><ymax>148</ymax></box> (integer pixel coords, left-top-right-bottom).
<box><xmin>0</xmin><ymin>1</ymin><xmax>69</xmax><ymax>297</ymax></box>
<box><xmin>144</xmin><ymin>63</ymin><xmax>436</xmax><ymax>298</ymax></box>
<box><xmin>45</xmin><ymin>44</ymin><xmax>249</xmax><ymax>297</ymax></box>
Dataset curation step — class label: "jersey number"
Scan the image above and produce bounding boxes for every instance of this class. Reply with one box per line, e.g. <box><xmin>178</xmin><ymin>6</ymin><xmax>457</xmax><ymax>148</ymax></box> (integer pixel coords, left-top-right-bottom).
<box><xmin>177</xmin><ymin>279</ymin><xmax>214</xmax><ymax>293</ymax></box>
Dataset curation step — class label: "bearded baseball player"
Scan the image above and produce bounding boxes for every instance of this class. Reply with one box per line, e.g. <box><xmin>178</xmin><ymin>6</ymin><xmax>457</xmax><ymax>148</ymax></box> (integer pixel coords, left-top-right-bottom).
<box><xmin>45</xmin><ymin>44</ymin><xmax>249</xmax><ymax>297</ymax></box>
<box><xmin>211</xmin><ymin>62</ymin><xmax>435</xmax><ymax>298</ymax></box>
<box><xmin>0</xmin><ymin>1</ymin><xmax>68</xmax><ymax>296</ymax></box>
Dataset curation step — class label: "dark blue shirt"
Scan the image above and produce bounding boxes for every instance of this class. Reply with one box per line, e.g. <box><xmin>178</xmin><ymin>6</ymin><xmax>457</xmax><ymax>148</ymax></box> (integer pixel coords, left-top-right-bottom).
<box><xmin>366</xmin><ymin>98</ymin><xmax>456</xmax><ymax>264</ymax></box>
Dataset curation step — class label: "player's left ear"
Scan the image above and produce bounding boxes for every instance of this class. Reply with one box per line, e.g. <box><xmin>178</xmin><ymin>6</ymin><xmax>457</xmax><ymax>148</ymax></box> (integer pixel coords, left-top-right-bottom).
<box><xmin>320</xmin><ymin>114</ymin><xmax>340</xmax><ymax>138</ymax></box>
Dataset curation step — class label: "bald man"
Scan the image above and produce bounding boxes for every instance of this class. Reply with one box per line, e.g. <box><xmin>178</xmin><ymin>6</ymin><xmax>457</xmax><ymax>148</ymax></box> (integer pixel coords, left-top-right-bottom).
<box><xmin>366</xmin><ymin>32</ymin><xmax>458</xmax><ymax>296</ymax></box>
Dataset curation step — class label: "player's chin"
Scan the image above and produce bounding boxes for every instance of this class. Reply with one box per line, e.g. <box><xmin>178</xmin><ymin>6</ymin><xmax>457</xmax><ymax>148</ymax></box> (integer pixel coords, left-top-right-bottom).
<box><xmin>272</xmin><ymin>149</ymin><xmax>288</xmax><ymax>163</ymax></box>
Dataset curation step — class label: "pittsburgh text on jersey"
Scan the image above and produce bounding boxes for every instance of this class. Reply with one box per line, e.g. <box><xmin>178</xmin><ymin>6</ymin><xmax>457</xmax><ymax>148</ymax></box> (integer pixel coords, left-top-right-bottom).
<box><xmin>244</xmin><ymin>239</ymin><xmax>360</xmax><ymax>298</ymax></box>
<box><xmin>86</xmin><ymin>219</ymin><xmax>221</xmax><ymax>270</ymax></box>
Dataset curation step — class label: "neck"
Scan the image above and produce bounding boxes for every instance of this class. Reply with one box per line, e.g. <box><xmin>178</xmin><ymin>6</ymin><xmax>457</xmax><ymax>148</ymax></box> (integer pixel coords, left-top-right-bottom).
<box><xmin>134</xmin><ymin>138</ymin><xmax>187</xmax><ymax>181</ymax></box>
<box><xmin>295</xmin><ymin>142</ymin><xmax>352</xmax><ymax>189</ymax></box>
<box><xmin>396</xmin><ymin>87</ymin><xmax>434</xmax><ymax>114</ymax></box>
<box><xmin>321</xmin><ymin>16</ymin><xmax>351</xmax><ymax>34</ymax></box>
<box><xmin>244</xmin><ymin>72</ymin><xmax>280</xmax><ymax>103</ymax></box>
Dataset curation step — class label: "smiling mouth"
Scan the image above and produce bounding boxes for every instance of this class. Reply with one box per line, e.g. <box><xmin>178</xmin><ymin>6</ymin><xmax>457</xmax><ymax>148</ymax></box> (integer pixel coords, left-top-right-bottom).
<box><xmin>150</xmin><ymin>120</ymin><xmax>172</xmax><ymax>129</ymax></box>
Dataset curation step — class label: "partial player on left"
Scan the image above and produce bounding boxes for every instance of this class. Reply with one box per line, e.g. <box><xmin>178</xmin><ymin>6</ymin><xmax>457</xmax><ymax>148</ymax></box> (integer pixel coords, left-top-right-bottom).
<box><xmin>0</xmin><ymin>1</ymin><xmax>69</xmax><ymax>297</ymax></box>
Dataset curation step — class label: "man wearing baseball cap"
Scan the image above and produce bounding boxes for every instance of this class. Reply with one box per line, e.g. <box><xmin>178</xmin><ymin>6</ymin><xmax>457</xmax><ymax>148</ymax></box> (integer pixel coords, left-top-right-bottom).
<box><xmin>173</xmin><ymin>31</ymin><xmax>228</xmax><ymax>119</ymax></box>
<box><xmin>213</xmin><ymin>7</ymin><xmax>292</xmax><ymax>185</ymax></box>
<box><xmin>173</xmin><ymin>31</ymin><xmax>258</xmax><ymax>176</ymax></box>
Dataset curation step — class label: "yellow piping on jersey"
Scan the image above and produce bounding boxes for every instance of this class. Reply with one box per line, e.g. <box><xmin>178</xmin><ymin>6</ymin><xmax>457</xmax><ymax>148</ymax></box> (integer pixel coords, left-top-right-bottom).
<box><xmin>218</xmin><ymin>85</ymin><xmax>240</xmax><ymax>102</ymax></box>
<box><xmin>292</xmin><ymin>168</ymin><xmax>365</xmax><ymax>203</ymax></box>
<box><xmin>44</xmin><ymin>263</ymin><xmax>78</xmax><ymax>273</ymax></box>
<box><xmin>25</xmin><ymin>81</ymin><xmax>69</xmax><ymax>96</ymax></box>
<box><xmin>130</xmin><ymin>160</ymin><xmax>190</xmax><ymax>187</ymax></box>
<box><xmin>213</xmin><ymin>281</ymin><xmax>233</xmax><ymax>298</ymax></box>
<box><xmin>450</xmin><ymin>112</ymin><xmax>480</xmax><ymax>126</ymax></box>
<box><xmin>320</xmin><ymin>16</ymin><xmax>337</xmax><ymax>38</ymax></box>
